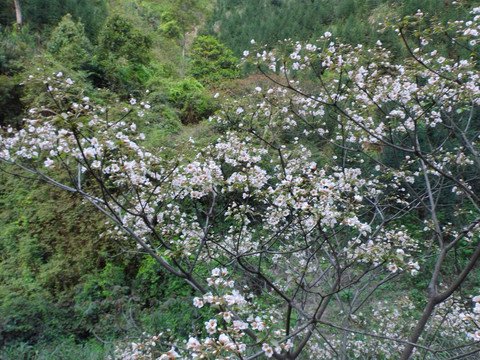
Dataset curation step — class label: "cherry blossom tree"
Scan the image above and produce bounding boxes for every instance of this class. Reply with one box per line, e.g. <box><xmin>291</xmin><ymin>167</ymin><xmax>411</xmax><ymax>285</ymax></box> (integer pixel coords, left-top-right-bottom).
<box><xmin>2</xmin><ymin>4</ymin><xmax>480</xmax><ymax>360</ymax></box>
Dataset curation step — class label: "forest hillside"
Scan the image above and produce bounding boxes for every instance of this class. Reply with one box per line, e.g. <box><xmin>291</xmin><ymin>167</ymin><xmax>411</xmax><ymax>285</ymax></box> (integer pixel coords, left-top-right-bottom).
<box><xmin>1</xmin><ymin>0</ymin><xmax>480</xmax><ymax>359</ymax></box>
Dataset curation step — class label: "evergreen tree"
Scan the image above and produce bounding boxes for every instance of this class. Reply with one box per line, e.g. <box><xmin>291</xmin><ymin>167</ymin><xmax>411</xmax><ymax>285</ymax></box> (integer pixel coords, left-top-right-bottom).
<box><xmin>47</xmin><ymin>14</ymin><xmax>92</xmax><ymax>70</ymax></box>
<box><xmin>189</xmin><ymin>35</ymin><xmax>239</xmax><ymax>84</ymax></box>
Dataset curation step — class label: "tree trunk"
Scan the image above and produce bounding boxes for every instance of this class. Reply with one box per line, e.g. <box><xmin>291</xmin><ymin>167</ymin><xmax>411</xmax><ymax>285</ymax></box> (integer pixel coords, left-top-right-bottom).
<box><xmin>400</xmin><ymin>299</ymin><xmax>436</xmax><ymax>359</ymax></box>
<box><xmin>14</xmin><ymin>0</ymin><xmax>22</xmax><ymax>30</ymax></box>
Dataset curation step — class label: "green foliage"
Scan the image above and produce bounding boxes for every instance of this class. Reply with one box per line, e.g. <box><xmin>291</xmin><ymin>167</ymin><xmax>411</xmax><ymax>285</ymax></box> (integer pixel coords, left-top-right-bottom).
<box><xmin>189</xmin><ymin>35</ymin><xmax>239</xmax><ymax>84</ymax></box>
<box><xmin>161</xmin><ymin>0</ymin><xmax>206</xmax><ymax>38</ymax></box>
<box><xmin>74</xmin><ymin>263</ymin><xmax>135</xmax><ymax>339</ymax></box>
<box><xmin>0</xmin><ymin>0</ymin><xmax>220</xmax><ymax>354</ymax></box>
<box><xmin>138</xmin><ymin>92</ymin><xmax>183</xmax><ymax>146</ymax></box>
<box><xmin>166</xmin><ymin>77</ymin><xmax>217</xmax><ymax>124</ymax></box>
<box><xmin>0</xmin><ymin>75</ymin><xmax>23</xmax><ymax>126</ymax></box>
<box><xmin>8</xmin><ymin>0</ymin><xmax>108</xmax><ymax>40</ymax></box>
<box><xmin>73</xmin><ymin>254</ymin><xmax>206</xmax><ymax>341</ymax></box>
<box><xmin>208</xmin><ymin>0</ymin><xmax>341</xmax><ymax>55</ymax></box>
<box><xmin>76</xmin><ymin>264</ymin><xmax>129</xmax><ymax>302</ymax></box>
<box><xmin>0</xmin><ymin>338</ymin><xmax>112</xmax><ymax>360</ymax></box>
<box><xmin>47</xmin><ymin>14</ymin><xmax>92</xmax><ymax>70</ymax></box>
<box><xmin>0</xmin><ymin>25</ymin><xmax>35</xmax><ymax>74</ymax></box>
<box><xmin>0</xmin><ymin>171</ymin><xmax>114</xmax><ymax>345</ymax></box>
<box><xmin>135</xmin><ymin>256</ymin><xmax>211</xmax><ymax>339</ymax></box>
<box><xmin>96</xmin><ymin>13</ymin><xmax>153</xmax><ymax>91</ymax></box>
<box><xmin>207</xmin><ymin>0</ymin><xmax>466</xmax><ymax>56</ymax></box>
<box><xmin>98</xmin><ymin>14</ymin><xmax>152</xmax><ymax>65</ymax></box>
<box><xmin>0</xmin><ymin>280</ymin><xmax>51</xmax><ymax>344</ymax></box>
<box><xmin>159</xmin><ymin>11</ymin><xmax>182</xmax><ymax>39</ymax></box>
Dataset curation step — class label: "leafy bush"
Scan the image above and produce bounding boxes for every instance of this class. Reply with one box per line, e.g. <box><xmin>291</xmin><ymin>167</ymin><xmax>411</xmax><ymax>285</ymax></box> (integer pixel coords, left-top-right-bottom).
<box><xmin>98</xmin><ymin>14</ymin><xmax>152</xmax><ymax>66</ymax></box>
<box><xmin>96</xmin><ymin>14</ymin><xmax>154</xmax><ymax>92</ymax></box>
<box><xmin>0</xmin><ymin>26</ymin><xmax>35</xmax><ymax>74</ymax></box>
<box><xmin>0</xmin><ymin>171</ymin><xmax>116</xmax><ymax>345</ymax></box>
<box><xmin>47</xmin><ymin>14</ymin><xmax>92</xmax><ymax>70</ymax></box>
<box><xmin>166</xmin><ymin>77</ymin><xmax>217</xmax><ymax>124</ymax></box>
<box><xmin>0</xmin><ymin>75</ymin><xmax>23</xmax><ymax>127</ymax></box>
<box><xmin>189</xmin><ymin>35</ymin><xmax>240</xmax><ymax>84</ymax></box>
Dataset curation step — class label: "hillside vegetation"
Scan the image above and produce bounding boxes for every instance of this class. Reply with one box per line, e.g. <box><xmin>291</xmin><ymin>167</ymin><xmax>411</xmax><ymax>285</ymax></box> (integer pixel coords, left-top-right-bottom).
<box><xmin>207</xmin><ymin>0</ymin><xmax>468</xmax><ymax>56</ymax></box>
<box><xmin>1</xmin><ymin>0</ymin><xmax>480</xmax><ymax>359</ymax></box>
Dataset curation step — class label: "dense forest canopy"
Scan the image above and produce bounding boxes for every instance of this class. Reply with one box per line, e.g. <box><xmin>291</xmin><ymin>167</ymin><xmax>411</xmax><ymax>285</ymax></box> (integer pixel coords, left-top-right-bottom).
<box><xmin>206</xmin><ymin>0</ymin><xmax>468</xmax><ymax>56</ymax></box>
<box><xmin>1</xmin><ymin>0</ymin><xmax>480</xmax><ymax>359</ymax></box>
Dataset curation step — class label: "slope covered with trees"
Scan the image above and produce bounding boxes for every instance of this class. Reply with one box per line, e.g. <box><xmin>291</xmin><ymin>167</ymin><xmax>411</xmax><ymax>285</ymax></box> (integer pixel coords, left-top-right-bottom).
<box><xmin>1</xmin><ymin>1</ymin><xmax>480</xmax><ymax>359</ymax></box>
<box><xmin>0</xmin><ymin>0</ymin><xmax>226</xmax><ymax>358</ymax></box>
<box><xmin>207</xmin><ymin>0</ymin><xmax>470</xmax><ymax>56</ymax></box>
